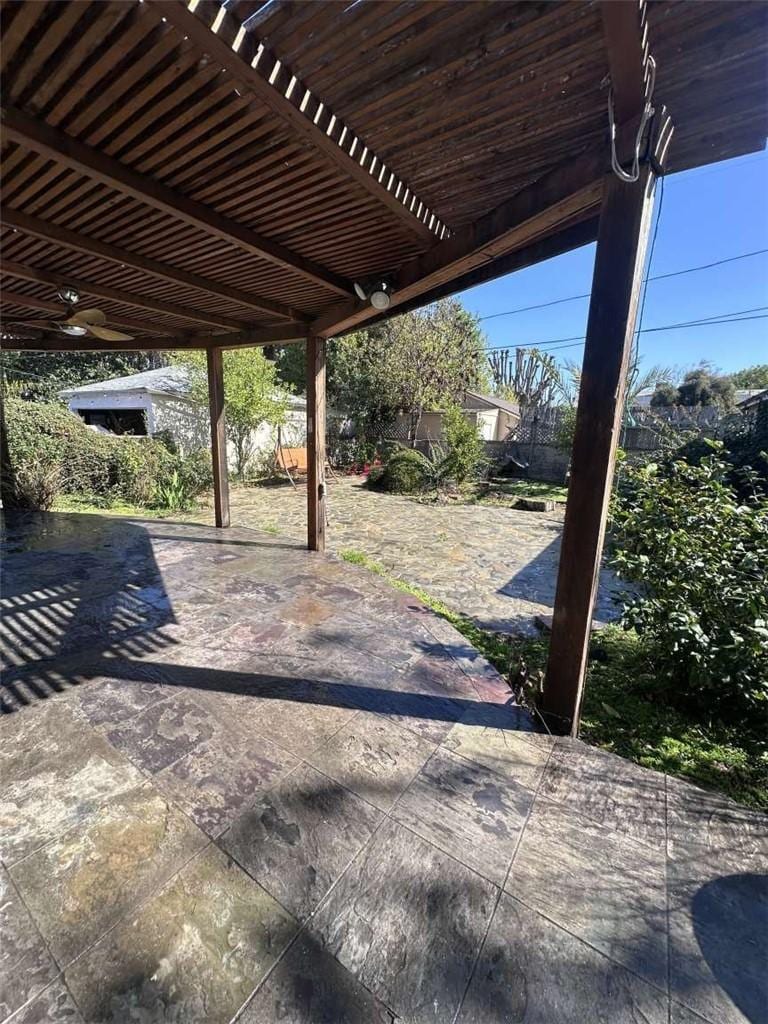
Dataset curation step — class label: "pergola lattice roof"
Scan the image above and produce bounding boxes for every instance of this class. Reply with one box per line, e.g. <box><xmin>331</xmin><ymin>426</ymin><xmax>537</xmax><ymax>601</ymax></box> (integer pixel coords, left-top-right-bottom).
<box><xmin>0</xmin><ymin>0</ymin><xmax>766</xmax><ymax>350</ymax></box>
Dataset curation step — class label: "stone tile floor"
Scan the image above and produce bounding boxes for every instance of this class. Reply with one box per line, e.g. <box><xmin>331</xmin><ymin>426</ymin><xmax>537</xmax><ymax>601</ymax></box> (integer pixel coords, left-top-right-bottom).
<box><xmin>181</xmin><ymin>476</ymin><xmax>619</xmax><ymax>635</ymax></box>
<box><xmin>1</xmin><ymin>511</ymin><xmax>766</xmax><ymax>1024</ymax></box>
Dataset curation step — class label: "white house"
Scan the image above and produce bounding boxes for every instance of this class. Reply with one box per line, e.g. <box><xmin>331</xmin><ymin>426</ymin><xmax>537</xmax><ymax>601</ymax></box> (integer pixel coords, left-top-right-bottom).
<box><xmin>393</xmin><ymin>389</ymin><xmax>521</xmax><ymax>443</ymax></box>
<box><xmin>59</xmin><ymin>366</ymin><xmax>306</xmax><ymax>465</ymax></box>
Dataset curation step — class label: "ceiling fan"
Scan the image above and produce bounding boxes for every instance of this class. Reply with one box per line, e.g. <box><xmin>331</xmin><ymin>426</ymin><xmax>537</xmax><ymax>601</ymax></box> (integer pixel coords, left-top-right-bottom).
<box><xmin>2</xmin><ymin>286</ymin><xmax>135</xmax><ymax>342</ymax></box>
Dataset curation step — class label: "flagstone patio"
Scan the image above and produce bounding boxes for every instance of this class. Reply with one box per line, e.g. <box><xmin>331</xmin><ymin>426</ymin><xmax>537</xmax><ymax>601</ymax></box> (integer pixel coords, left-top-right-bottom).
<box><xmin>184</xmin><ymin>475</ymin><xmax>619</xmax><ymax>636</ymax></box>
<box><xmin>1</xmin><ymin>511</ymin><xmax>765</xmax><ymax>1024</ymax></box>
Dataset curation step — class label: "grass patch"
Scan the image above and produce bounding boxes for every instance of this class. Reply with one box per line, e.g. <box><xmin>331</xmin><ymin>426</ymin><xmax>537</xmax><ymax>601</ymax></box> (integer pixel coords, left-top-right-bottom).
<box><xmin>340</xmin><ymin>547</ymin><xmax>767</xmax><ymax>810</ymax></box>
<box><xmin>487</xmin><ymin>479</ymin><xmax>568</xmax><ymax>503</ymax></box>
<box><xmin>53</xmin><ymin>494</ymin><xmax>173</xmax><ymax>519</ymax></box>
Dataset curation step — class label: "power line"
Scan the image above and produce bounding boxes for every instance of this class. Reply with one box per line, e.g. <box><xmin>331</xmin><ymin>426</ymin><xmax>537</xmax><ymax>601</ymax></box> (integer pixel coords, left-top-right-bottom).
<box><xmin>483</xmin><ymin>307</ymin><xmax>768</xmax><ymax>354</ymax></box>
<box><xmin>478</xmin><ymin>246</ymin><xmax>768</xmax><ymax>322</ymax></box>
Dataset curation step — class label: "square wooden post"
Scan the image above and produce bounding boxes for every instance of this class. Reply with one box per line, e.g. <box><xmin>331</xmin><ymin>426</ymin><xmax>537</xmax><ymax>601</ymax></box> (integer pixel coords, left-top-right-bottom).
<box><xmin>540</xmin><ymin>162</ymin><xmax>659</xmax><ymax>734</ymax></box>
<box><xmin>206</xmin><ymin>346</ymin><xmax>230</xmax><ymax>528</ymax></box>
<box><xmin>306</xmin><ymin>334</ymin><xmax>326</xmax><ymax>551</ymax></box>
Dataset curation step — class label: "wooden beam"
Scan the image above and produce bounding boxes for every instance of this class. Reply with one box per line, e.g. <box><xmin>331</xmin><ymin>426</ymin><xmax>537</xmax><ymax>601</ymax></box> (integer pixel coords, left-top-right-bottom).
<box><xmin>306</xmin><ymin>335</ymin><xmax>326</xmax><ymax>552</ymax></box>
<box><xmin>207</xmin><ymin>347</ymin><xmax>230</xmax><ymax>529</ymax></box>
<box><xmin>1</xmin><ymin>105</ymin><xmax>353</xmax><ymax>298</ymax></box>
<box><xmin>155</xmin><ymin>0</ymin><xmax>439</xmax><ymax>247</ymax></box>
<box><xmin>541</xmin><ymin>159</ymin><xmax>664</xmax><ymax>735</ymax></box>
<box><xmin>311</xmin><ymin>149</ymin><xmax>605</xmax><ymax>338</ymax></box>
<box><xmin>601</xmin><ymin>0</ymin><xmax>650</xmax><ymax>127</ymax></box>
<box><xmin>1</xmin><ymin>322</ymin><xmax>309</xmax><ymax>351</ymax></box>
<box><xmin>0</xmin><ymin>288</ymin><xmax>164</xmax><ymax>335</ymax></box>
<box><xmin>1</xmin><ymin>206</ymin><xmax>309</xmax><ymax>322</ymax></box>
<box><xmin>357</xmin><ymin>216</ymin><xmax>599</xmax><ymax>333</ymax></box>
<box><xmin>1</xmin><ymin>259</ymin><xmax>250</xmax><ymax>332</ymax></box>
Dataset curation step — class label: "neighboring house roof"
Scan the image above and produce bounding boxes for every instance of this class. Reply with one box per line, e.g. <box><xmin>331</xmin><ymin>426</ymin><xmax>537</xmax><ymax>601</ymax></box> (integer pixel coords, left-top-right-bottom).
<box><xmin>59</xmin><ymin>365</ymin><xmax>306</xmax><ymax>408</ymax></box>
<box><xmin>59</xmin><ymin>366</ymin><xmax>192</xmax><ymax>399</ymax></box>
<box><xmin>462</xmin><ymin>390</ymin><xmax>520</xmax><ymax>417</ymax></box>
<box><xmin>738</xmin><ymin>388</ymin><xmax>768</xmax><ymax>409</ymax></box>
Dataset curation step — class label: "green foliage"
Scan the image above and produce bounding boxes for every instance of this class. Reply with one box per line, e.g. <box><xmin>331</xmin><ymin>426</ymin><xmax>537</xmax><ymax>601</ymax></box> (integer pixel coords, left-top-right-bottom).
<box><xmin>367</xmin><ymin>447</ymin><xmax>436</xmax><ymax>493</ymax></box>
<box><xmin>440</xmin><ymin>403</ymin><xmax>487</xmax><ymax>484</ymax></box>
<box><xmin>514</xmin><ymin>628</ymin><xmax>768</xmax><ymax>810</ymax></box>
<box><xmin>1</xmin><ymin>352</ymin><xmax>165</xmax><ymax>403</ymax></box>
<box><xmin>729</xmin><ymin>364</ymin><xmax>768</xmax><ymax>389</ymax></box>
<box><xmin>3</xmin><ymin>398</ymin><xmax>114</xmax><ymax>498</ymax></box>
<box><xmin>554</xmin><ymin>405</ymin><xmax>578</xmax><ymax>452</ymax></box>
<box><xmin>153</xmin><ymin>470</ymin><xmax>195</xmax><ymax>512</ymax></box>
<box><xmin>2</xmin><ymin>398</ymin><xmax>209</xmax><ymax>510</ymax></box>
<box><xmin>276</xmin><ymin>298</ymin><xmax>487</xmax><ymax>445</ymax></box>
<box><xmin>152</xmin><ymin>428</ymin><xmax>179</xmax><ymax>455</ymax></box>
<box><xmin>648</xmin><ymin>382</ymin><xmax>678</xmax><ymax>407</ymax></box>
<box><xmin>650</xmin><ymin>367</ymin><xmax>736</xmax><ymax>409</ymax></box>
<box><xmin>611</xmin><ymin>445</ymin><xmax>768</xmax><ymax>717</ymax></box>
<box><xmin>6</xmin><ymin>460</ymin><xmax>63</xmax><ymax>511</ymax></box>
<box><xmin>340</xmin><ymin>549</ymin><xmax>767</xmax><ymax>808</ymax></box>
<box><xmin>176</xmin><ymin>350</ymin><xmax>287</xmax><ymax>480</ymax></box>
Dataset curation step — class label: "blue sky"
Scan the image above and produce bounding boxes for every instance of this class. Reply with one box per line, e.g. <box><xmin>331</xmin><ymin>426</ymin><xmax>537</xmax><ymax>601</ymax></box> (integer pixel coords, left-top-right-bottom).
<box><xmin>459</xmin><ymin>152</ymin><xmax>768</xmax><ymax>378</ymax></box>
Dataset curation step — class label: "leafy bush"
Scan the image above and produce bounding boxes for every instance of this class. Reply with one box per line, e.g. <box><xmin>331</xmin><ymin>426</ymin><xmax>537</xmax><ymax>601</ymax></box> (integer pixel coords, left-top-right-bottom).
<box><xmin>366</xmin><ymin>447</ymin><xmax>436</xmax><ymax>493</ymax></box>
<box><xmin>153</xmin><ymin>470</ymin><xmax>195</xmax><ymax>512</ymax></box>
<box><xmin>108</xmin><ymin>438</ymin><xmax>177</xmax><ymax>505</ymax></box>
<box><xmin>2</xmin><ymin>398</ymin><xmax>211</xmax><ymax>509</ymax></box>
<box><xmin>611</xmin><ymin>445</ymin><xmax>768</xmax><ymax>718</ymax></box>
<box><xmin>4</xmin><ymin>460</ymin><xmax>63</xmax><ymax>511</ymax></box>
<box><xmin>177</xmin><ymin>447</ymin><xmax>213</xmax><ymax>495</ymax></box>
<box><xmin>440</xmin><ymin>403</ymin><xmax>488</xmax><ymax>484</ymax></box>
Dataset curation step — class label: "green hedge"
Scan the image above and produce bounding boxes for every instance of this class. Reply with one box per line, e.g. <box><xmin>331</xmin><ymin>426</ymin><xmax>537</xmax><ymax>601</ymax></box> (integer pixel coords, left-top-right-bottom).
<box><xmin>366</xmin><ymin>448</ymin><xmax>434</xmax><ymax>493</ymax></box>
<box><xmin>1</xmin><ymin>398</ymin><xmax>210</xmax><ymax>508</ymax></box>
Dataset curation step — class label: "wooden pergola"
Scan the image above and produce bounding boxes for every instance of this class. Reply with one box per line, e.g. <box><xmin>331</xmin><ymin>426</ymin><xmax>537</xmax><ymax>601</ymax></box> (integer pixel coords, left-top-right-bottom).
<box><xmin>1</xmin><ymin>0</ymin><xmax>766</xmax><ymax>733</ymax></box>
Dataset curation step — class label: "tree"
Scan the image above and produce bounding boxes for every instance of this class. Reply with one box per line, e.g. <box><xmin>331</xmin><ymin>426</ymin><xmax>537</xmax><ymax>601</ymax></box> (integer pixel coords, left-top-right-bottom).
<box><xmin>650</xmin><ymin>365</ymin><xmax>736</xmax><ymax>409</ymax></box>
<box><xmin>276</xmin><ymin>298</ymin><xmax>487</xmax><ymax>445</ymax></box>
<box><xmin>176</xmin><ymin>350</ymin><xmax>287</xmax><ymax>480</ymax></box>
<box><xmin>487</xmin><ymin>348</ymin><xmax>564</xmax><ymax>409</ymax></box>
<box><xmin>1</xmin><ymin>351</ymin><xmax>166</xmax><ymax>403</ymax></box>
<box><xmin>649</xmin><ymin>382</ymin><xmax>678</xmax><ymax>408</ymax></box>
<box><xmin>729</xmin><ymin>364</ymin><xmax>768</xmax><ymax>389</ymax></box>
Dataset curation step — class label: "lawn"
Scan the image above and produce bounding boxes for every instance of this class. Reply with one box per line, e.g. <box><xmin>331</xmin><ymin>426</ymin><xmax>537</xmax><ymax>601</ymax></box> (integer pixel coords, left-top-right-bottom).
<box><xmin>341</xmin><ymin>548</ymin><xmax>768</xmax><ymax>811</ymax></box>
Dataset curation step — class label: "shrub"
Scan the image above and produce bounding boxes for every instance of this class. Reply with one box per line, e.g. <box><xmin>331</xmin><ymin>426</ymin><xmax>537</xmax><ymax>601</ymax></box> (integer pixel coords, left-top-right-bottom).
<box><xmin>366</xmin><ymin>447</ymin><xmax>435</xmax><ymax>493</ymax></box>
<box><xmin>2</xmin><ymin>397</ymin><xmax>114</xmax><ymax>496</ymax></box>
<box><xmin>440</xmin><ymin>403</ymin><xmax>488</xmax><ymax>484</ymax></box>
<box><xmin>153</xmin><ymin>469</ymin><xmax>195</xmax><ymax>512</ymax></box>
<box><xmin>4</xmin><ymin>460</ymin><xmax>62</xmax><ymax>511</ymax></box>
<box><xmin>178</xmin><ymin>447</ymin><xmax>213</xmax><ymax>495</ymax></box>
<box><xmin>610</xmin><ymin>446</ymin><xmax>768</xmax><ymax>718</ymax></box>
<box><xmin>2</xmin><ymin>398</ymin><xmax>210</xmax><ymax>509</ymax></box>
<box><xmin>108</xmin><ymin>439</ymin><xmax>177</xmax><ymax>505</ymax></box>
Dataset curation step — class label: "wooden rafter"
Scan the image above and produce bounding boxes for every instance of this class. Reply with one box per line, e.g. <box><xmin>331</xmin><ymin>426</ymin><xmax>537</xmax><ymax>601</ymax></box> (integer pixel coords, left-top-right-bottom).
<box><xmin>1</xmin><ymin>259</ymin><xmax>251</xmax><ymax>332</ymax></box>
<box><xmin>0</xmin><ymin>321</ymin><xmax>309</xmax><ymax>352</ymax></box>
<box><xmin>601</xmin><ymin>0</ymin><xmax>651</xmax><ymax>128</ymax></box>
<box><xmin>1</xmin><ymin>105</ymin><xmax>354</xmax><ymax>298</ymax></box>
<box><xmin>155</xmin><ymin>0</ymin><xmax>441</xmax><ymax>247</ymax></box>
<box><xmin>0</xmin><ymin>207</ymin><xmax>309</xmax><ymax>323</ymax></box>
<box><xmin>312</xmin><ymin>149</ymin><xmax>605</xmax><ymax>338</ymax></box>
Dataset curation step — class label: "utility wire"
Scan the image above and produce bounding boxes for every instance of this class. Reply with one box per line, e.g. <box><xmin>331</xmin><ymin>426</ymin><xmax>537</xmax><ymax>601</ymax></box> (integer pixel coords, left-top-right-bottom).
<box><xmin>483</xmin><ymin>307</ymin><xmax>768</xmax><ymax>354</ymax></box>
<box><xmin>478</xmin><ymin>246</ymin><xmax>768</xmax><ymax>322</ymax></box>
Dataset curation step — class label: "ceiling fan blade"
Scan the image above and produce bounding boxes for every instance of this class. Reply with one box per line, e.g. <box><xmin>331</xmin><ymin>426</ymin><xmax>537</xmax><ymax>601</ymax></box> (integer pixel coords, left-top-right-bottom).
<box><xmin>67</xmin><ymin>307</ymin><xmax>106</xmax><ymax>326</ymax></box>
<box><xmin>86</xmin><ymin>324</ymin><xmax>135</xmax><ymax>342</ymax></box>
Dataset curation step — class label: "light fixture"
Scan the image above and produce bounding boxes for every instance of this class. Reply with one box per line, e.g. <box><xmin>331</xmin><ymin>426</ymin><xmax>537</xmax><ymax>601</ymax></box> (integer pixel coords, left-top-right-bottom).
<box><xmin>59</xmin><ymin>323</ymin><xmax>88</xmax><ymax>336</ymax></box>
<box><xmin>57</xmin><ymin>285</ymin><xmax>80</xmax><ymax>306</ymax></box>
<box><xmin>353</xmin><ymin>278</ymin><xmax>393</xmax><ymax>310</ymax></box>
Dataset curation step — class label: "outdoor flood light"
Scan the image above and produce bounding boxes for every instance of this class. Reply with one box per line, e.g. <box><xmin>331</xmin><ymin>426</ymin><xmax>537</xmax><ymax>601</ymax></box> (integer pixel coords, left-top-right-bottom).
<box><xmin>353</xmin><ymin>278</ymin><xmax>393</xmax><ymax>310</ymax></box>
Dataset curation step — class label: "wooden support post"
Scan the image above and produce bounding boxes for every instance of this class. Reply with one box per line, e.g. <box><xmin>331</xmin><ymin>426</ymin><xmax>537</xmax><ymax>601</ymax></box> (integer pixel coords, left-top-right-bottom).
<box><xmin>207</xmin><ymin>347</ymin><xmax>230</xmax><ymax>529</ymax></box>
<box><xmin>541</xmin><ymin>163</ymin><xmax>659</xmax><ymax>734</ymax></box>
<box><xmin>306</xmin><ymin>335</ymin><xmax>327</xmax><ymax>551</ymax></box>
